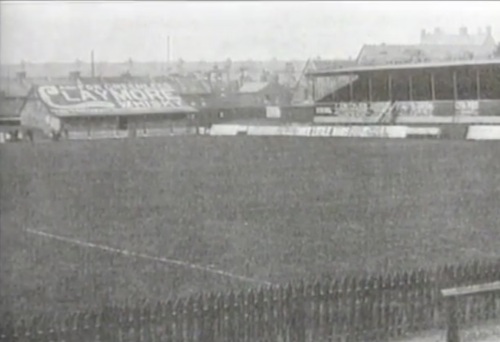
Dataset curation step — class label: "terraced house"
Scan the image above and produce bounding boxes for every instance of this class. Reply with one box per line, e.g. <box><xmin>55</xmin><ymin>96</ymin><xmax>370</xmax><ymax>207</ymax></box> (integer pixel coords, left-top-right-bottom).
<box><xmin>357</xmin><ymin>26</ymin><xmax>497</xmax><ymax>65</ymax></box>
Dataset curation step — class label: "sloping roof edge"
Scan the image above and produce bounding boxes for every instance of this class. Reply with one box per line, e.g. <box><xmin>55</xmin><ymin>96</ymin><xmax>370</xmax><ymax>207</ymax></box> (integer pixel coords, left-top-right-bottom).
<box><xmin>307</xmin><ymin>58</ymin><xmax>500</xmax><ymax>77</ymax></box>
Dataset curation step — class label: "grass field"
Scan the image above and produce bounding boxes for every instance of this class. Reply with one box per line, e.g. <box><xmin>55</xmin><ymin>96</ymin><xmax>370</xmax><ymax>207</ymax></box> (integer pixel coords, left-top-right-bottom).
<box><xmin>1</xmin><ymin>137</ymin><xmax>500</xmax><ymax>317</ymax></box>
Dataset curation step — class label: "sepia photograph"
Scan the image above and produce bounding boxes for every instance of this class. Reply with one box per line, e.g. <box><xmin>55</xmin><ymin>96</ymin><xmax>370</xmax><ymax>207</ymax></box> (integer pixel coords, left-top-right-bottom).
<box><xmin>1</xmin><ymin>1</ymin><xmax>500</xmax><ymax>341</ymax></box>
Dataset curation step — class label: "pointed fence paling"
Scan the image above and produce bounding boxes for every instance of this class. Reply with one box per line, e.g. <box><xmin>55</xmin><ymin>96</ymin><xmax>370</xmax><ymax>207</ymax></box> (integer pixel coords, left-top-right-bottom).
<box><xmin>1</xmin><ymin>258</ymin><xmax>499</xmax><ymax>342</ymax></box>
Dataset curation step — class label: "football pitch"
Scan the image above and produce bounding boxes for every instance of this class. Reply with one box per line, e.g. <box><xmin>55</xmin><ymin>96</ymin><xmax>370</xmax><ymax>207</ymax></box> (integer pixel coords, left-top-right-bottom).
<box><xmin>1</xmin><ymin>136</ymin><xmax>500</xmax><ymax>317</ymax></box>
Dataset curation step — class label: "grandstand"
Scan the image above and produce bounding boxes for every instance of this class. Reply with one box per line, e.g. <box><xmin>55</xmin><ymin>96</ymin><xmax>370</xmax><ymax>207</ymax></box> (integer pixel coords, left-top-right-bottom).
<box><xmin>306</xmin><ymin>59</ymin><xmax>500</xmax><ymax>125</ymax></box>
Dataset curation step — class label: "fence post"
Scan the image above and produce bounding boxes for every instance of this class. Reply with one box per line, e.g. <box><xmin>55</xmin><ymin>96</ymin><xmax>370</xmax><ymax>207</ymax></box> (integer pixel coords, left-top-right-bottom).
<box><xmin>292</xmin><ymin>281</ymin><xmax>306</xmax><ymax>342</ymax></box>
<box><xmin>446</xmin><ymin>296</ymin><xmax>460</xmax><ymax>342</ymax></box>
<box><xmin>256</xmin><ymin>287</ymin><xmax>266</xmax><ymax>341</ymax></box>
<box><xmin>164</xmin><ymin>300</ymin><xmax>174</xmax><ymax>340</ymax></box>
<box><xmin>310</xmin><ymin>280</ymin><xmax>320</xmax><ymax>341</ymax></box>
<box><xmin>30</xmin><ymin>313</ymin><xmax>42</xmax><ymax>342</ymax></box>
<box><xmin>225</xmin><ymin>290</ymin><xmax>236</xmax><ymax>342</ymax></box>
<box><xmin>141</xmin><ymin>302</ymin><xmax>152</xmax><ymax>342</ymax></box>
<box><xmin>206</xmin><ymin>293</ymin><xmax>217</xmax><ymax>342</ymax></box>
<box><xmin>275</xmin><ymin>283</ymin><xmax>285</xmax><ymax>341</ymax></box>
<box><xmin>247</xmin><ymin>289</ymin><xmax>256</xmax><ymax>340</ymax></box>
<box><xmin>263</xmin><ymin>285</ymin><xmax>274</xmax><ymax>342</ymax></box>
<box><xmin>340</xmin><ymin>276</ymin><xmax>351</xmax><ymax>341</ymax></box>
<box><xmin>0</xmin><ymin>314</ymin><xmax>13</xmax><ymax>342</ymax></box>
<box><xmin>185</xmin><ymin>296</ymin><xmax>195</xmax><ymax>341</ymax></box>
<box><xmin>173</xmin><ymin>299</ymin><xmax>184</xmax><ymax>341</ymax></box>
<box><xmin>373</xmin><ymin>274</ymin><xmax>385</xmax><ymax>341</ymax></box>
<box><xmin>347</xmin><ymin>277</ymin><xmax>359</xmax><ymax>342</ymax></box>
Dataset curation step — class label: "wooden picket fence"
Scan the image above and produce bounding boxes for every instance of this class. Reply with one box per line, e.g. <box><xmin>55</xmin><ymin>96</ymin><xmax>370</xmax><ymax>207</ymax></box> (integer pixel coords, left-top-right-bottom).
<box><xmin>1</xmin><ymin>259</ymin><xmax>499</xmax><ymax>342</ymax></box>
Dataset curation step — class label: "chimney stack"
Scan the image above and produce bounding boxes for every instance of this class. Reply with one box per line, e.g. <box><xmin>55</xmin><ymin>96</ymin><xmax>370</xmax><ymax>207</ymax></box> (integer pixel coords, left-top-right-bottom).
<box><xmin>421</xmin><ymin>29</ymin><xmax>426</xmax><ymax>40</ymax></box>
<box><xmin>91</xmin><ymin>50</ymin><xmax>95</xmax><ymax>78</ymax></box>
<box><xmin>167</xmin><ymin>35</ymin><xmax>171</xmax><ymax>64</ymax></box>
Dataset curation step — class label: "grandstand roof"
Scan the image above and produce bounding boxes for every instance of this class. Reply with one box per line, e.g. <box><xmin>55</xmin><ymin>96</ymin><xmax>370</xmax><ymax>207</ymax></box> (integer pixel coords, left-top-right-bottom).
<box><xmin>309</xmin><ymin>59</ymin><xmax>357</xmax><ymax>71</ymax></box>
<box><xmin>307</xmin><ymin>58</ymin><xmax>500</xmax><ymax>77</ymax></box>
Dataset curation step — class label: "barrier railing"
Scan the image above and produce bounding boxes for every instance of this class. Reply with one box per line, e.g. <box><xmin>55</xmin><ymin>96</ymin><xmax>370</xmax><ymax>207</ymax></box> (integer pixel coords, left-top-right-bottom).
<box><xmin>441</xmin><ymin>281</ymin><xmax>500</xmax><ymax>342</ymax></box>
<box><xmin>1</xmin><ymin>259</ymin><xmax>499</xmax><ymax>341</ymax></box>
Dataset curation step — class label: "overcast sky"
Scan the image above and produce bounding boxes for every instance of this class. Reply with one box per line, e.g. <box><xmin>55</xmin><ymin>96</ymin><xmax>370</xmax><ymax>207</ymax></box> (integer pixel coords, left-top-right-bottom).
<box><xmin>1</xmin><ymin>1</ymin><xmax>499</xmax><ymax>64</ymax></box>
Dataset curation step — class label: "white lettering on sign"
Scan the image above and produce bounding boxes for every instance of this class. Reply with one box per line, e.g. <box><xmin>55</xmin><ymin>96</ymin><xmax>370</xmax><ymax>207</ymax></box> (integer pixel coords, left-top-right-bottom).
<box><xmin>81</xmin><ymin>90</ymin><xmax>97</xmax><ymax>102</ymax></box>
<box><xmin>129</xmin><ymin>89</ymin><xmax>148</xmax><ymax>101</ymax></box>
<box><xmin>363</xmin><ymin>127</ymin><xmax>388</xmax><ymax>138</ymax></box>
<box><xmin>316</xmin><ymin>107</ymin><xmax>333</xmax><ymax>115</ymax></box>
<box><xmin>144</xmin><ymin>89</ymin><xmax>162</xmax><ymax>101</ymax></box>
<box><xmin>396</xmin><ymin>101</ymin><xmax>434</xmax><ymax>117</ymax></box>
<box><xmin>335</xmin><ymin>103</ymin><xmax>368</xmax><ymax>118</ymax></box>
<box><xmin>309</xmin><ymin>126</ymin><xmax>334</xmax><ymax>137</ymax></box>
<box><xmin>93</xmin><ymin>87</ymin><xmax>109</xmax><ymax>101</ymax></box>
<box><xmin>40</xmin><ymin>86</ymin><xmax>59</xmax><ymax>97</ymax></box>
<box><xmin>109</xmin><ymin>88</ymin><xmax>133</xmax><ymax>103</ymax></box>
<box><xmin>315</xmin><ymin>103</ymin><xmax>375</xmax><ymax>118</ymax></box>
<box><xmin>455</xmin><ymin>101</ymin><xmax>479</xmax><ymax>116</ymax></box>
<box><xmin>37</xmin><ymin>82</ymin><xmax>186</xmax><ymax>113</ymax></box>
<box><xmin>266</xmin><ymin>106</ymin><xmax>281</xmax><ymax>118</ymax></box>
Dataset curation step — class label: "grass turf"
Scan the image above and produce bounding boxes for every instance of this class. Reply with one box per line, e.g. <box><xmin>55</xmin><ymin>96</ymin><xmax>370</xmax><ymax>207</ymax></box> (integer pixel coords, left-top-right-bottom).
<box><xmin>1</xmin><ymin>137</ymin><xmax>500</xmax><ymax>316</ymax></box>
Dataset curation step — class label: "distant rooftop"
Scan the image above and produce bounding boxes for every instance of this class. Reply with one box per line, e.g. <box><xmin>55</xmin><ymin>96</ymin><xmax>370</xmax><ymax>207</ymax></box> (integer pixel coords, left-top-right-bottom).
<box><xmin>420</xmin><ymin>26</ymin><xmax>495</xmax><ymax>46</ymax></box>
<box><xmin>239</xmin><ymin>82</ymin><xmax>269</xmax><ymax>93</ymax></box>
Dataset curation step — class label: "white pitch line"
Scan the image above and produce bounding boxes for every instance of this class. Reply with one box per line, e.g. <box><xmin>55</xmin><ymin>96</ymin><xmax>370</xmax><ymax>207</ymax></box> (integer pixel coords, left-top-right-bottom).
<box><xmin>25</xmin><ymin>228</ymin><xmax>272</xmax><ymax>286</ymax></box>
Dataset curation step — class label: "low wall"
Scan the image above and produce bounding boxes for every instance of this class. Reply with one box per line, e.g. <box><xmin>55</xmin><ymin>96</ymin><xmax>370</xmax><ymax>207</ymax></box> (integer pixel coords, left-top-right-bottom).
<box><xmin>200</xmin><ymin>107</ymin><xmax>267</xmax><ymax>126</ymax></box>
<box><xmin>209</xmin><ymin>124</ymin><xmax>500</xmax><ymax>141</ymax></box>
<box><xmin>201</xmin><ymin>106</ymin><xmax>316</xmax><ymax>126</ymax></box>
<box><xmin>437</xmin><ymin>124</ymin><xmax>469</xmax><ymax>140</ymax></box>
<box><xmin>68</xmin><ymin>130</ymin><xmax>128</xmax><ymax>140</ymax></box>
<box><xmin>478</xmin><ymin>100</ymin><xmax>500</xmax><ymax>116</ymax></box>
<box><xmin>406</xmin><ymin>127</ymin><xmax>441</xmax><ymax>138</ymax></box>
<box><xmin>395</xmin><ymin>100</ymin><xmax>500</xmax><ymax>124</ymax></box>
<box><xmin>278</xmin><ymin>100</ymin><xmax>500</xmax><ymax>126</ymax></box>
<box><xmin>279</xmin><ymin>105</ymin><xmax>315</xmax><ymax>123</ymax></box>
<box><xmin>466</xmin><ymin>126</ymin><xmax>500</xmax><ymax>140</ymax></box>
<box><xmin>313</xmin><ymin>102</ymin><xmax>390</xmax><ymax>124</ymax></box>
<box><xmin>67</xmin><ymin>127</ymin><xmax>197</xmax><ymax>140</ymax></box>
<box><xmin>15</xmin><ymin>124</ymin><xmax>500</xmax><ymax>142</ymax></box>
<box><xmin>209</xmin><ymin>124</ymin><xmax>409</xmax><ymax>139</ymax></box>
